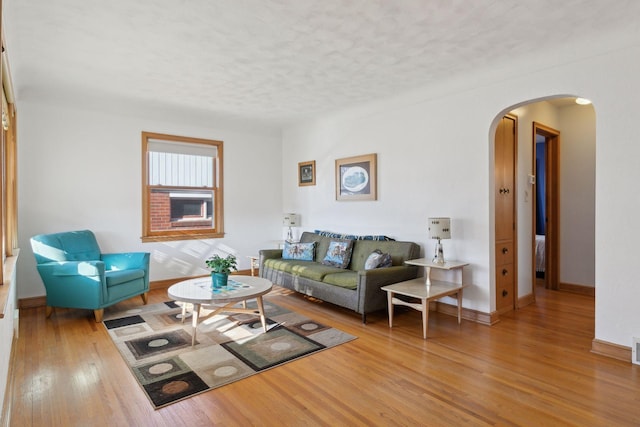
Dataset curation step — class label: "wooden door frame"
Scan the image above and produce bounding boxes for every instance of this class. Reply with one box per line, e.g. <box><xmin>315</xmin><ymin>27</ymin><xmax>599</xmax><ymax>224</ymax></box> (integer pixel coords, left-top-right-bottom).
<box><xmin>532</xmin><ymin>122</ymin><xmax>560</xmax><ymax>291</ymax></box>
<box><xmin>494</xmin><ymin>114</ymin><xmax>518</xmax><ymax>312</ymax></box>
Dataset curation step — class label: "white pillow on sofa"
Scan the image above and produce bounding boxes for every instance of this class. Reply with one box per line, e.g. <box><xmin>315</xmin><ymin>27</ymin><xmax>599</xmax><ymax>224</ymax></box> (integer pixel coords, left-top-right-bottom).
<box><xmin>364</xmin><ymin>250</ymin><xmax>392</xmax><ymax>270</ymax></box>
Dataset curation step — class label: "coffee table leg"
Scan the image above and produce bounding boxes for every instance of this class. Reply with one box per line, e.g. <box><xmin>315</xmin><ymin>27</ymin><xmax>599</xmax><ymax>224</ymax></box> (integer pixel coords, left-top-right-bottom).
<box><xmin>422</xmin><ymin>298</ymin><xmax>429</xmax><ymax>339</ymax></box>
<box><xmin>256</xmin><ymin>296</ymin><xmax>267</xmax><ymax>332</ymax></box>
<box><xmin>191</xmin><ymin>303</ymin><xmax>200</xmax><ymax>346</ymax></box>
<box><xmin>181</xmin><ymin>303</ymin><xmax>187</xmax><ymax>323</ymax></box>
<box><xmin>387</xmin><ymin>292</ymin><xmax>394</xmax><ymax>328</ymax></box>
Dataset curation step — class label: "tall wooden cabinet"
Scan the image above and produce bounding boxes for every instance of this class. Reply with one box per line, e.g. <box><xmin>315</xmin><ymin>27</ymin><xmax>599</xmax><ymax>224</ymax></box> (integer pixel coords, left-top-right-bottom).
<box><xmin>494</xmin><ymin>115</ymin><xmax>516</xmax><ymax>313</ymax></box>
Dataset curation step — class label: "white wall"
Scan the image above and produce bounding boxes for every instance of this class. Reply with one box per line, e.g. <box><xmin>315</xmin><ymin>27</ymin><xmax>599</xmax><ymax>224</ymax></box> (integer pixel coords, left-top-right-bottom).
<box><xmin>17</xmin><ymin>100</ymin><xmax>283</xmax><ymax>299</ymax></box>
<box><xmin>282</xmin><ymin>36</ymin><xmax>640</xmax><ymax>348</ymax></box>
<box><xmin>559</xmin><ymin>106</ymin><xmax>596</xmax><ymax>287</ymax></box>
<box><xmin>0</xmin><ymin>256</ymin><xmax>17</xmax><ymax>419</ymax></box>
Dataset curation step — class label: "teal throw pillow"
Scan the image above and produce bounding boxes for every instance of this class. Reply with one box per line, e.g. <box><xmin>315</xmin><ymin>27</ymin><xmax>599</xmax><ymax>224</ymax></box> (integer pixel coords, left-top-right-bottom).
<box><xmin>322</xmin><ymin>239</ymin><xmax>354</xmax><ymax>269</ymax></box>
<box><xmin>282</xmin><ymin>242</ymin><xmax>315</xmax><ymax>261</ymax></box>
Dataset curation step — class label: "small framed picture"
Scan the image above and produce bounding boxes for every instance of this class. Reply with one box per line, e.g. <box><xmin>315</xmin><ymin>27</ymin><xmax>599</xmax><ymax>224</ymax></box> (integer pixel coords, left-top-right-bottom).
<box><xmin>335</xmin><ymin>153</ymin><xmax>377</xmax><ymax>201</ymax></box>
<box><xmin>298</xmin><ymin>160</ymin><xmax>316</xmax><ymax>186</ymax></box>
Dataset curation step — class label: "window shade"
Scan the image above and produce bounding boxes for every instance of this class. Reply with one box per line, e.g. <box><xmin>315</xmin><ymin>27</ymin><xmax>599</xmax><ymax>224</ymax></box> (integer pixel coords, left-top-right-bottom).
<box><xmin>147</xmin><ymin>139</ymin><xmax>217</xmax><ymax>157</ymax></box>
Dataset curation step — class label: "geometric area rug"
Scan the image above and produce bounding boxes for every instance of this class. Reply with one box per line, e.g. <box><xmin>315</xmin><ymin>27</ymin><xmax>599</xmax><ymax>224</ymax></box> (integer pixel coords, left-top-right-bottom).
<box><xmin>102</xmin><ymin>299</ymin><xmax>356</xmax><ymax>409</ymax></box>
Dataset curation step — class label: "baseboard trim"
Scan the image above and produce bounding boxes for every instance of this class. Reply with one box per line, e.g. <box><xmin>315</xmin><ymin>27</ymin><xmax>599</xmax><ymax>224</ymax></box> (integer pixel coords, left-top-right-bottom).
<box><xmin>434</xmin><ymin>301</ymin><xmax>496</xmax><ymax>325</ymax></box>
<box><xmin>518</xmin><ymin>292</ymin><xmax>536</xmax><ymax>308</ymax></box>
<box><xmin>21</xmin><ymin>270</ymin><xmax>257</xmax><ymax>307</ymax></box>
<box><xmin>150</xmin><ymin>269</ymin><xmax>253</xmax><ymax>290</ymax></box>
<box><xmin>18</xmin><ymin>296</ymin><xmax>46</xmax><ymax>309</ymax></box>
<box><xmin>559</xmin><ymin>282</ymin><xmax>595</xmax><ymax>297</ymax></box>
<box><xmin>591</xmin><ymin>338</ymin><xmax>631</xmax><ymax>362</ymax></box>
<box><xmin>149</xmin><ymin>277</ymin><xmax>193</xmax><ymax>291</ymax></box>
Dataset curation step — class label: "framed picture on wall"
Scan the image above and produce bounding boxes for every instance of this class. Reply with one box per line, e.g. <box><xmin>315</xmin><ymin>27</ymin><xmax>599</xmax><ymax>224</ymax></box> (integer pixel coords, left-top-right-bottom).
<box><xmin>298</xmin><ymin>160</ymin><xmax>316</xmax><ymax>186</ymax></box>
<box><xmin>335</xmin><ymin>153</ymin><xmax>377</xmax><ymax>201</ymax></box>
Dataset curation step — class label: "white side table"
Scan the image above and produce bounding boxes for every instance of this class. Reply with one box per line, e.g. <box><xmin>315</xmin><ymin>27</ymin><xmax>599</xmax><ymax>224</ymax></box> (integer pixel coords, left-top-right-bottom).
<box><xmin>382</xmin><ymin>278</ymin><xmax>467</xmax><ymax>339</ymax></box>
<box><xmin>404</xmin><ymin>258</ymin><xmax>468</xmax><ymax>286</ymax></box>
<box><xmin>248</xmin><ymin>255</ymin><xmax>259</xmax><ymax>276</ymax></box>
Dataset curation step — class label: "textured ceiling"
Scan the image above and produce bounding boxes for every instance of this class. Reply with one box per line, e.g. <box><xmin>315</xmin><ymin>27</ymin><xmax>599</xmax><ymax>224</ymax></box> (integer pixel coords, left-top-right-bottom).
<box><xmin>3</xmin><ymin>0</ymin><xmax>640</xmax><ymax>127</ymax></box>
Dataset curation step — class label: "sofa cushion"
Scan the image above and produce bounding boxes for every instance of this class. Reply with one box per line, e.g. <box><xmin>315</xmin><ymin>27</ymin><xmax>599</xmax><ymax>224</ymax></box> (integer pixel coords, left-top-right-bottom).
<box><xmin>322</xmin><ymin>271</ymin><xmax>358</xmax><ymax>290</ymax></box>
<box><xmin>292</xmin><ymin>263</ymin><xmax>345</xmax><ymax>281</ymax></box>
<box><xmin>299</xmin><ymin>232</ymin><xmax>331</xmax><ymax>263</ymax></box>
<box><xmin>264</xmin><ymin>258</ymin><xmax>314</xmax><ymax>274</ymax></box>
<box><xmin>282</xmin><ymin>241</ymin><xmax>316</xmax><ymax>261</ymax></box>
<box><xmin>105</xmin><ymin>268</ymin><xmax>145</xmax><ymax>287</ymax></box>
<box><xmin>322</xmin><ymin>239</ymin><xmax>354</xmax><ymax>269</ymax></box>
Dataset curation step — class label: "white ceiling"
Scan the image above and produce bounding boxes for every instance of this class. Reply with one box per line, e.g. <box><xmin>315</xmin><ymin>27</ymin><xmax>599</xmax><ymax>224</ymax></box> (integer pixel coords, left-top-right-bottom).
<box><xmin>3</xmin><ymin>1</ymin><xmax>639</xmax><ymax>128</ymax></box>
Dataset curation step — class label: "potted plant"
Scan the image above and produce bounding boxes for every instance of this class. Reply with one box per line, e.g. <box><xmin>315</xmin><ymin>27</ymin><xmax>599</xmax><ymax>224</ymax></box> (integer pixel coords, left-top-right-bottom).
<box><xmin>205</xmin><ymin>254</ymin><xmax>238</xmax><ymax>289</ymax></box>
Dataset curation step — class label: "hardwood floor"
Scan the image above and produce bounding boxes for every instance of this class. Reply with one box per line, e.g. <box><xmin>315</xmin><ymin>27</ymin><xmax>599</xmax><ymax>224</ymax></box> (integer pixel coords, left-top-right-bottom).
<box><xmin>9</xmin><ymin>285</ymin><xmax>640</xmax><ymax>426</ymax></box>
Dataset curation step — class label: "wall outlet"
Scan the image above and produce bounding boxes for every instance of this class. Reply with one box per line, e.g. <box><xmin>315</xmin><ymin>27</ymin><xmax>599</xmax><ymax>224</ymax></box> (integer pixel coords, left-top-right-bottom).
<box><xmin>633</xmin><ymin>337</ymin><xmax>640</xmax><ymax>365</ymax></box>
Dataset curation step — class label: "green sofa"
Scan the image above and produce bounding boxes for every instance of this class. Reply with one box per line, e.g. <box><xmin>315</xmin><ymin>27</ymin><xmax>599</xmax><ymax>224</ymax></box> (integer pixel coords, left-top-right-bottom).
<box><xmin>259</xmin><ymin>231</ymin><xmax>420</xmax><ymax>322</ymax></box>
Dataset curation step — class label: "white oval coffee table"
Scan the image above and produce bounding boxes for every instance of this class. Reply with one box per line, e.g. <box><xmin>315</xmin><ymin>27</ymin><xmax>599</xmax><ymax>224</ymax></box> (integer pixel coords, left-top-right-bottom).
<box><xmin>168</xmin><ymin>275</ymin><xmax>272</xmax><ymax>346</ymax></box>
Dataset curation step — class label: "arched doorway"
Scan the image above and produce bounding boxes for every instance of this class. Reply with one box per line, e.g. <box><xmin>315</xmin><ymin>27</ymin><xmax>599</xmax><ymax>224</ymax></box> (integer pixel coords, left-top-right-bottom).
<box><xmin>492</xmin><ymin>96</ymin><xmax>596</xmax><ymax>314</ymax></box>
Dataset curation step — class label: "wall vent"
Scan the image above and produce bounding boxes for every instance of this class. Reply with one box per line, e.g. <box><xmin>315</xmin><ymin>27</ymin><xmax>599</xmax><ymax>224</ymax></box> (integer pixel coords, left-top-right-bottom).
<box><xmin>633</xmin><ymin>337</ymin><xmax>640</xmax><ymax>365</ymax></box>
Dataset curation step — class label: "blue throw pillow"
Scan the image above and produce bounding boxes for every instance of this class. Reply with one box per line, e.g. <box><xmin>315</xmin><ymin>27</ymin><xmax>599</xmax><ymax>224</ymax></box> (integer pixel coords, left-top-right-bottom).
<box><xmin>282</xmin><ymin>242</ymin><xmax>315</xmax><ymax>261</ymax></box>
<box><xmin>322</xmin><ymin>239</ymin><xmax>354</xmax><ymax>269</ymax></box>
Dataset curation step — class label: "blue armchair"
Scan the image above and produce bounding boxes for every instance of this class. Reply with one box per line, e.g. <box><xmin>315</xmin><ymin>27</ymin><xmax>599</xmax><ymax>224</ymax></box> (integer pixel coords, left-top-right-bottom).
<box><xmin>30</xmin><ymin>230</ymin><xmax>150</xmax><ymax>322</ymax></box>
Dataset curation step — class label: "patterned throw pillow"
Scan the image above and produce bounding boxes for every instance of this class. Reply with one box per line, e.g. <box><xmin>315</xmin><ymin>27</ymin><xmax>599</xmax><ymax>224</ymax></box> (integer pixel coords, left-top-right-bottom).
<box><xmin>282</xmin><ymin>241</ymin><xmax>316</xmax><ymax>261</ymax></box>
<box><xmin>364</xmin><ymin>250</ymin><xmax>393</xmax><ymax>270</ymax></box>
<box><xmin>321</xmin><ymin>239</ymin><xmax>354</xmax><ymax>269</ymax></box>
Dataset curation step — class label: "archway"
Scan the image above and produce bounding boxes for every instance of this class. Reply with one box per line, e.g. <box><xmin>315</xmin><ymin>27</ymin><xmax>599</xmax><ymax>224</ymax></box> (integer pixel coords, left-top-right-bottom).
<box><xmin>491</xmin><ymin>96</ymin><xmax>596</xmax><ymax>315</ymax></box>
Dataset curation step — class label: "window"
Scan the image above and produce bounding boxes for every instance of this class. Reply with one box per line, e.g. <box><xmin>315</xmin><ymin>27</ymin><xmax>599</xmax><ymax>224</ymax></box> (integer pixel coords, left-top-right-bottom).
<box><xmin>0</xmin><ymin>32</ymin><xmax>18</xmax><ymax>315</ymax></box>
<box><xmin>141</xmin><ymin>132</ymin><xmax>224</xmax><ymax>242</ymax></box>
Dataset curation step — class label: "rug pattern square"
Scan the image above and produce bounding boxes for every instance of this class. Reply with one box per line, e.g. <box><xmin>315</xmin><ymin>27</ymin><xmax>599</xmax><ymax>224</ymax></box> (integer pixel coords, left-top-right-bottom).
<box><xmin>103</xmin><ymin>299</ymin><xmax>356</xmax><ymax>409</ymax></box>
<box><xmin>221</xmin><ymin>326</ymin><xmax>325</xmax><ymax>371</ymax></box>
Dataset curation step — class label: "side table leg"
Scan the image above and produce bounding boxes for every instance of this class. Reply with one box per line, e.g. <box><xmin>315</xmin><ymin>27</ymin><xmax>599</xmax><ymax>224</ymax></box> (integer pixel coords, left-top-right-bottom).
<box><xmin>191</xmin><ymin>303</ymin><xmax>200</xmax><ymax>346</ymax></box>
<box><xmin>256</xmin><ymin>296</ymin><xmax>267</xmax><ymax>332</ymax></box>
<box><xmin>422</xmin><ymin>298</ymin><xmax>429</xmax><ymax>339</ymax></box>
<box><xmin>457</xmin><ymin>290</ymin><xmax>463</xmax><ymax>324</ymax></box>
<box><xmin>386</xmin><ymin>292</ymin><xmax>394</xmax><ymax>328</ymax></box>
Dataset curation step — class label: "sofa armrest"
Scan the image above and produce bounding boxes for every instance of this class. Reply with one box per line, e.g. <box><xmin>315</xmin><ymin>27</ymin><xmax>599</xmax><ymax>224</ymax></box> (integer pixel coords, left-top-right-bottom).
<box><xmin>259</xmin><ymin>249</ymin><xmax>283</xmax><ymax>276</ymax></box>
<box><xmin>101</xmin><ymin>252</ymin><xmax>150</xmax><ymax>271</ymax></box>
<box><xmin>36</xmin><ymin>261</ymin><xmax>107</xmax><ymax>307</ymax></box>
<box><xmin>356</xmin><ymin>265</ymin><xmax>419</xmax><ymax>313</ymax></box>
<box><xmin>38</xmin><ymin>260</ymin><xmax>105</xmax><ymax>277</ymax></box>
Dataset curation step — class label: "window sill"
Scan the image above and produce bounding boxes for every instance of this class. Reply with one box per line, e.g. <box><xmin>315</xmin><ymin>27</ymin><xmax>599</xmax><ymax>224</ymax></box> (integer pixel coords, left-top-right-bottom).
<box><xmin>141</xmin><ymin>232</ymin><xmax>225</xmax><ymax>243</ymax></box>
<box><xmin>0</xmin><ymin>250</ymin><xmax>19</xmax><ymax>319</ymax></box>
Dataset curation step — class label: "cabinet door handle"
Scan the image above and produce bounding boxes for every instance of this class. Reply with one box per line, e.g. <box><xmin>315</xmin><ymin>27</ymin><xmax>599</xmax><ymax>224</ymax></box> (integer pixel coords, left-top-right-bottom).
<box><xmin>502</xmin><ymin>268</ymin><xmax>508</xmax><ymax>276</ymax></box>
<box><xmin>502</xmin><ymin>247</ymin><xmax>508</xmax><ymax>255</ymax></box>
<box><xmin>502</xmin><ymin>289</ymin><xmax>508</xmax><ymax>297</ymax></box>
